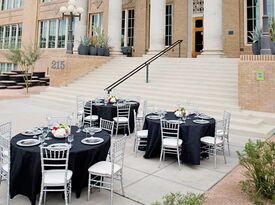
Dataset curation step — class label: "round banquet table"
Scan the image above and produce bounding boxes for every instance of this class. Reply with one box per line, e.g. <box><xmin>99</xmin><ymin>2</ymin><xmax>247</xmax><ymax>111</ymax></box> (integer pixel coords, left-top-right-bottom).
<box><xmin>10</xmin><ymin>126</ymin><xmax>110</xmax><ymax>205</ymax></box>
<box><xmin>85</xmin><ymin>100</ymin><xmax>140</xmax><ymax>133</ymax></box>
<box><xmin>143</xmin><ymin>112</ymin><xmax>215</xmax><ymax>165</ymax></box>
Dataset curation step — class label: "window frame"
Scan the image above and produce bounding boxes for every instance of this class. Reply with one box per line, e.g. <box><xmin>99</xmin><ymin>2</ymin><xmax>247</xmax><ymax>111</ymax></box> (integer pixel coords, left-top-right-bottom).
<box><xmin>165</xmin><ymin>4</ymin><xmax>173</xmax><ymax>46</ymax></box>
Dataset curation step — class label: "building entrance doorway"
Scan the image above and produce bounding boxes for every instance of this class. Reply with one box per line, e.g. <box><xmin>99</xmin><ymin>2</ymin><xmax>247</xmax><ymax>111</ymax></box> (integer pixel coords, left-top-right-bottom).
<box><xmin>192</xmin><ymin>17</ymin><xmax>204</xmax><ymax>58</ymax></box>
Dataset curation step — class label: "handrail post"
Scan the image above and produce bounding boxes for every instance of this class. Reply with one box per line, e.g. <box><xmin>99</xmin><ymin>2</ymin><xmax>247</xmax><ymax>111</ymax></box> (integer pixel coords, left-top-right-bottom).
<box><xmin>146</xmin><ymin>64</ymin><xmax>149</xmax><ymax>83</ymax></box>
<box><xmin>178</xmin><ymin>41</ymin><xmax>181</xmax><ymax>58</ymax></box>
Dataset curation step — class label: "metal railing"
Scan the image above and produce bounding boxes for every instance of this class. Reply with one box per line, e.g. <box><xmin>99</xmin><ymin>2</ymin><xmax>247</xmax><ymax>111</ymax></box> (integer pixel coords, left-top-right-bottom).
<box><xmin>104</xmin><ymin>40</ymin><xmax>183</xmax><ymax>94</ymax></box>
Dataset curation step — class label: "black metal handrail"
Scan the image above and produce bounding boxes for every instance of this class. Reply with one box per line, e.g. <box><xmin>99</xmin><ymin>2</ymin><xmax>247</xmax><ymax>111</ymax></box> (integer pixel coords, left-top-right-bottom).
<box><xmin>104</xmin><ymin>40</ymin><xmax>183</xmax><ymax>94</ymax></box>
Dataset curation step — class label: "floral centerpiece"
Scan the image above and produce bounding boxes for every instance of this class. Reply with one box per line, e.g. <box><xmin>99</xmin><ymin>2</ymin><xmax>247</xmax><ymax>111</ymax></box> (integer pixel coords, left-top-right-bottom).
<box><xmin>51</xmin><ymin>124</ymin><xmax>70</xmax><ymax>138</ymax></box>
<box><xmin>174</xmin><ymin>107</ymin><xmax>188</xmax><ymax>118</ymax></box>
<box><xmin>107</xmin><ymin>96</ymin><xmax>117</xmax><ymax>103</ymax></box>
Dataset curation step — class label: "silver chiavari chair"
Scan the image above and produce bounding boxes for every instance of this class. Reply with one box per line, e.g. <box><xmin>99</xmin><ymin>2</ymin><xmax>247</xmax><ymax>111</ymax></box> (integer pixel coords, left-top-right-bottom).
<box><xmin>88</xmin><ymin>135</ymin><xmax>127</xmax><ymax>205</ymax></box>
<box><xmin>83</xmin><ymin>102</ymin><xmax>99</xmax><ymax>127</ymax></box>
<box><xmin>133</xmin><ymin>110</ymin><xmax>148</xmax><ymax>157</ymax></box>
<box><xmin>0</xmin><ymin>122</ymin><xmax>11</xmax><ymax>205</ymax></box>
<box><xmin>100</xmin><ymin>119</ymin><xmax>114</xmax><ymax>137</ymax></box>
<box><xmin>113</xmin><ymin>104</ymin><xmax>130</xmax><ymax>136</ymax></box>
<box><xmin>216</xmin><ymin>111</ymin><xmax>231</xmax><ymax>156</ymax></box>
<box><xmin>160</xmin><ymin>120</ymin><xmax>182</xmax><ymax>169</ymax></box>
<box><xmin>200</xmin><ymin>119</ymin><xmax>227</xmax><ymax>169</ymax></box>
<box><xmin>39</xmin><ymin>145</ymin><xmax>72</xmax><ymax>205</ymax></box>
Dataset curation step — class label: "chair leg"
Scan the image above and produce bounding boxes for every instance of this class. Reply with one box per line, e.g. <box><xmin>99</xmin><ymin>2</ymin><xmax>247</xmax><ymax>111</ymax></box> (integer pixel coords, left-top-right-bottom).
<box><xmin>43</xmin><ymin>190</ymin><xmax>46</xmax><ymax>204</ymax></box>
<box><xmin>223</xmin><ymin>146</ymin><xmax>227</xmax><ymax>164</ymax></box>
<box><xmin>159</xmin><ymin>146</ymin><xmax>163</xmax><ymax>167</ymax></box>
<box><xmin>120</xmin><ymin>172</ymin><xmax>125</xmax><ymax>196</ymax></box>
<box><xmin>6</xmin><ymin>174</ymin><xmax>10</xmax><ymax>205</ymax></box>
<box><xmin>227</xmin><ymin>138</ymin><xmax>231</xmax><ymax>156</ymax></box>
<box><xmin>177</xmin><ymin>149</ymin><xmax>181</xmax><ymax>170</ymax></box>
<box><xmin>68</xmin><ymin>181</ymin><xmax>72</xmax><ymax>203</ymax></box>
<box><xmin>110</xmin><ymin>176</ymin><xmax>114</xmax><ymax>205</ymax></box>
<box><xmin>87</xmin><ymin>173</ymin><xmax>91</xmax><ymax>201</ymax></box>
<box><xmin>115</xmin><ymin>123</ymin><xmax>118</xmax><ymax>137</ymax></box>
<box><xmin>38</xmin><ymin>183</ymin><xmax>44</xmax><ymax>205</ymax></box>
<box><xmin>214</xmin><ymin>146</ymin><xmax>217</xmax><ymax>169</ymax></box>
<box><xmin>127</xmin><ymin>123</ymin><xmax>130</xmax><ymax>136</ymax></box>
<box><xmin>64</xmin><ymin>184</ymin><xmax>68</xmax><ymax>205</ymax></box>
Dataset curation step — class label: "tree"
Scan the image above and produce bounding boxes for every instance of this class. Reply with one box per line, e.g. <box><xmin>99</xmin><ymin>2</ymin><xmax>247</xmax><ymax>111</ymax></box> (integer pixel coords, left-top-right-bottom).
<box><xmin>5</xmin><ymin>45</ymin><xmax>41</xmax><ymax>94</ymax></box>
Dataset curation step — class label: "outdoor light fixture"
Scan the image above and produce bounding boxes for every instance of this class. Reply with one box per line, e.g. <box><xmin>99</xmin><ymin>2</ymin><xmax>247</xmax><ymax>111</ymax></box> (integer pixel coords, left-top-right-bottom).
<box><xmin>59</xmin><ymin>0</ymin><xmax>84</xmax><ymax>54</ymax></box>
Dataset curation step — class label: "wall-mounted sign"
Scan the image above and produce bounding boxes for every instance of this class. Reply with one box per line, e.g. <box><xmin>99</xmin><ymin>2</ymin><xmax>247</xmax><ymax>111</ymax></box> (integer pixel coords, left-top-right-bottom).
<box><xmin>51</xmin><ymin>60</ymin><xmax>65</xmax><ymax>70</ymax></box>
<box><xmin>256</xmin><ymin>70</ymin><xmax>265</xmax><ymax>81</ymax></box>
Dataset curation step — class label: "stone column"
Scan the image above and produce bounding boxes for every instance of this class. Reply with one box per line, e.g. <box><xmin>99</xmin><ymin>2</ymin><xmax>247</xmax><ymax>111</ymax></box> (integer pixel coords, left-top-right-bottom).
<box><xmin>73</xmin><ymin>0</ymin><xmax>88</xmax><ymax>52</ymax></box>
<box><xmin>108</xmin><ymin>0</ymin><xmax>122</xmax><ymax>55</ymax></box>
<box><xmin>200</xmin><ymin>0</ymin><xmax>224</xmax><ymax>57</ymax></box>
<box><xmin>148</xmin><ymin>0</ymin><xmax>166</xmax><ymax>54</ymax></box>
<box><xmin>260</xmin><ymin>0</ymin><xmax>271</xmax><ymax>55</ymax></box>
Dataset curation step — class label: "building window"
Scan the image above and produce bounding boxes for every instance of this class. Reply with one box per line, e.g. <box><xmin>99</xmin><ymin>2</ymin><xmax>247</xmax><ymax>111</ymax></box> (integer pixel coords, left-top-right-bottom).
<box><xmin>121</xmin><ymin>9</ymin><xmax>135</xmax><ymax>47</ymax></box>
<box><xmin>0</xmin><ymin>63</ymin><xmax>17</xmax><ymax>73</ymax></box>
<box><xmin>0</xmin><ymin>0</ymin><xmax>23</xmax><ymax>11</ymax></box>
<box><xmin>48</xmin><ymin>19</ymin><xmax>56</xmax><ymax>48</ymax></box>
<box><xmin>58</xmin><ymin>19</ymin><xmax>66</xmax><ymax>48</ymax></box>
<box><xmin>90</xmin><ymin>13</ymin><xmax>104</xmax><ymax>35</ymax></box>
<box><xmin>246</xmin><ymin>0</ymin><xmax>260</xmax><ymax>44</ymax></box>
<box><xmin>0</xmin><ymin>24</ymin><xmax>22</xmax><ymax>49</ymax></box>
<box><xmin>39</xmin><ymin>19</ymin><xmax>72</xmax><ymax>49</ymax></box>
<box><xmin>165</xmin><ymin>5</ymin><xmax>173</xmax><ymax>46</ymax></box>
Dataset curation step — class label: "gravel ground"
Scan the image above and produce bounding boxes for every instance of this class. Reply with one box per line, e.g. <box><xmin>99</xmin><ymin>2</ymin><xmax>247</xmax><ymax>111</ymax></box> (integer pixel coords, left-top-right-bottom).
<box><xmin>204</xmin><ymin>136</ymin><xmax>275</xmax><ymax>205</ymax></box>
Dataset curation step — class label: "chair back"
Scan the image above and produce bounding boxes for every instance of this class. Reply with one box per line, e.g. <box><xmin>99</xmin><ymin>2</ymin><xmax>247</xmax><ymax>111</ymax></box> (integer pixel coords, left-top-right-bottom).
<box><xmin>0</xmin><ymin>122</ymin><xmax>11</xmax><ymax>167</ymax></box>
<box><xmin>40</xmin><ymin>145</ymin><xmax>70</xmax><ymax>182</ymax></box>
<box><xmin>100</xmin><ymin>119</ymin><xmax>114</xmax><ymax>137</ymax></box>
<box><xmin>84</xmin><ymin>101</ymin><xmax>94</xmax><ymax>116</ymax></box>
<box><xmin>223</xmin><ymin>111</ymin><xmax>231</xmax><ymax>136</ymax></box>
<box><xmin>214</xmin><ymin>120</ymin><xmax>226</xmax><ymax>144</ymax></box>
<box><xmin>111</xmin><ymin>135</ymin><xmax>127</xmax><ymax>172</ymax></box>
<box><xmin>117</xmin><ymin>104</ymin><xmax>130</xmax><ymax>118</ymax></box>
<box><xmin>76</xmin><ymin>95</ymin><xmax>86</xmax><ymax>117</ymax></box>
<box><xmin>160</xmin><ymin>120</ymin><xmax>180</xmax><ymax>145</ymax></box>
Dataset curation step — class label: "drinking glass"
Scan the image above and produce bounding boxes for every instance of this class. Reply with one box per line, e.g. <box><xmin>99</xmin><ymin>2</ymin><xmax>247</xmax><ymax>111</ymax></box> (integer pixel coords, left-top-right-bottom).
<box><xmin>68</xmin><ymin>134</ymin><xmax>74</xmax><ymax>147</ymax></box>
<box><xmin>76</xmin><ymin>117</ymin><xmax>82</xmax><ymax>133</ymax></box>
<box><xmin>89</xmin><ymin>127</ymin><xmax>95</xmax><ymax>138</ymax></box>
<box><xmin>33</xmin><ymin>127</ymin><xmax>39</xmax><ymax>139</ymax></box>
<box><xmin>39</xmin><ymin>134</ymin><xmax>46</xmax><ymax>145</ymax></box>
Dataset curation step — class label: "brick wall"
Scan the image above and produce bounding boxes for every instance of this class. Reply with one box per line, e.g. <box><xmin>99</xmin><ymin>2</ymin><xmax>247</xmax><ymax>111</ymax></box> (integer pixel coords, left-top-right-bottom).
<box><xmin>239</xmin><ymin>55</ymin><xmax>275</xmax><ymax>113</ymax></box>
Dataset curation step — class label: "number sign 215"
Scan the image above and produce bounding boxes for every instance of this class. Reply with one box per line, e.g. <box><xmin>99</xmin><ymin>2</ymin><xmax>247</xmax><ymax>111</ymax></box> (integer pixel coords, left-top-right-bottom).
<box><xmin>51</xmin><ymin>60</ymin><xmax>65</xmax><ymax>69</ymax></box>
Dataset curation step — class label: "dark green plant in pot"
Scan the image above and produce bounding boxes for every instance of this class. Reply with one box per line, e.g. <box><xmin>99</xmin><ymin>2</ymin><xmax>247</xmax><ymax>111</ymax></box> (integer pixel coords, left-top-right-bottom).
<box><xmin>78</xmin><ymin>36</ymin><xmax>90</xmax><ymax>55</ymax></box>
<box><xmin>237</xmin><ymin>140</ymin><xmax>275</xmax><ymax>204</ymax></box>
<box><xmin>248</xmin><ymin>28</ymin><xmax>262</xmax><ymax>55</ymax></box>
<box><xmin>151</xmin><ymin>192</ymin><xmax>205</xmax><ymax>205</ymax></box>
<box><xmin>269</xmin><ymin>17</ymin><xmax>275</xmax><ymax>54</ymax></box>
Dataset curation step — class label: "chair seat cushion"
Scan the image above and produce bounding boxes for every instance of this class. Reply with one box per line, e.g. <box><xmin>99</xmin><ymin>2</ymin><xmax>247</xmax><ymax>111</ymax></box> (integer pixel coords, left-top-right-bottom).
<box><xmin>113</xmin><ymin>117</ymin><xmax>129</xmax><ymax>123</ymax></box>
<box><xmin>2</xmin><ymin>163</ymin><xmax>8</xmax><ymax>173</ymax></box>
<box><xmin>201</xmin><ymin>136</ymin><xmax>223</xmax><ymax>145</ymax></box>
<box><xmin>84</xmin><ymin>115</ymin><xmax>99</xmax><ymax>121</ymax></box>
<box><xmin>137</xmin><ymin>130</ymin><xmax>148</xmax><ymax>138</ymax></box>
<box><xmin>88</xmin><ymin>161</ymin><xmax>121</xmax><ymax>176</ymax></box>
<box><xmin>44</xmin><ymin>169</ymin><xmax>72</xmax><ymax>186</ymax></box>
<box><xmin>163</xmin><ymin>138</ymin><xmax>183</xmax><ymax>147</ymax></box>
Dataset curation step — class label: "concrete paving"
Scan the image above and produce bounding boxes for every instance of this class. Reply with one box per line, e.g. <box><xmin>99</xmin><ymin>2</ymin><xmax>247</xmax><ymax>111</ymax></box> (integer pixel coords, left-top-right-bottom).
<box><xmin>0</xmin><ymin>98</ymin><xmax>265</xmax><ymax>205</ymax></box>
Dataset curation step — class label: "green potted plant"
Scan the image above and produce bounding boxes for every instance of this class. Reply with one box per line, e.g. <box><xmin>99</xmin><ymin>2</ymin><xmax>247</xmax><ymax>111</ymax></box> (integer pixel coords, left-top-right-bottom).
<box><xmin>249</xmin><ymin>28</ymin><xmax>262</xmax><ymax>55</ymax></box>
<box><xmin>78</xmin><ymin>36</ymin><xmax>90</xmax><ymax>55</ymax></box>
<box><xmin>97</xmin><ymin>32</ymin><xmax>110</xmax><ymax>56</ymax></box>
<box><xmin>89</xmin><ymin>36</ymin><xmax>98</xmax><ymax>55</ymax></box>
<box><xmin>269</xmin><ymin>17</ymin><xmax>275</xmax><ymax>54</ymax></box>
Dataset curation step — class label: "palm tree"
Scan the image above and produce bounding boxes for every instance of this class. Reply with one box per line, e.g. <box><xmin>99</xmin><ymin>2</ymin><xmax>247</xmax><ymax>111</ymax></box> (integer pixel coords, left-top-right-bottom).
<box><xmin>5</xmin><ymin>45</ymin><xmax>41</xmax><ymax>94</ymax></box>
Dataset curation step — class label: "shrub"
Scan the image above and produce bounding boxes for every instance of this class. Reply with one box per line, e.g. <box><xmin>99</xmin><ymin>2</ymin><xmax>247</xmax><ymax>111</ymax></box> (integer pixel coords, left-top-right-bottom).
<box><xmin>151</xmin><ymin>192</ymin><xmax>205</xmax><ymax>205</ymax></box>
<box><xmin>237</xmin><ymin>140</ymin><xmax>275</xmax><ymax>204</ymax></box>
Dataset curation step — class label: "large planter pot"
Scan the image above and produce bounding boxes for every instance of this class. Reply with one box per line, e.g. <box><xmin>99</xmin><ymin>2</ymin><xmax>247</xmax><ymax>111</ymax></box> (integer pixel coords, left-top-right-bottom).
<box><xmin>97</xmin><ymin>48</ymin><xmax>106</xmax><ymax>56</ymax></box>
<box><xmin>252</xmin><ymin>41</ymin><xmax>261</xmax><ymax>55</ymax></box>
<box><xmin>104</xmin><ymin>49</ymin><xmax>110</xmax><ymax>56</ymax></box>
<box><xmin>270</xmin><ymin>42</ymin><xmax>275</xmax><ymax>55</ymax></box>
<box><xmin>89</xmin><ymin>47</ymin><xmax>98</xmax><ymax>55</ymax></box>
<box><xmin>78</xmin><ymin>44</ymin><xmax>89</xmax><ymax>55</ymax></box>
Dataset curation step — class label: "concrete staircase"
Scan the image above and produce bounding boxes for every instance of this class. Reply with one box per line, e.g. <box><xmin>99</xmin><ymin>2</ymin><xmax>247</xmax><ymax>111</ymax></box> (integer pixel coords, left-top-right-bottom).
<box><xmin>31</xmin><ymin>57</ymin><xmax>275</xmax><ymax>138</ymax></box>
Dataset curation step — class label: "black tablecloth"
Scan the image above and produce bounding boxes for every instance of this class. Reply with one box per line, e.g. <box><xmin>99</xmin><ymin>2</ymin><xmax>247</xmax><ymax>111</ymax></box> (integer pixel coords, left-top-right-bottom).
<box><xmin>85</xmin><ymin>101</ymin><xmax>139</xmax><ymax>133</ymax></box>
<box><xmin>10</xmin><ymin>126</ymin><xmax>110</xmax><ymax>205</ymax></box>
<box><xmin>143</xmin><ymin>112</ymin><xmax>215</xmax><ymax>165</ymax></box>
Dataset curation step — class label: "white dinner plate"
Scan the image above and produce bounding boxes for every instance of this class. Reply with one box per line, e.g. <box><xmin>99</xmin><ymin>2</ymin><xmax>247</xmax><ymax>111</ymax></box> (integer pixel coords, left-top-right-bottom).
<box><xmin>198</xmin><ymin>114</ymin><xmax>213</xmax><ymax>120</ymax></box>
<box><xmin>81</xmin><ymin>137</ymin><xmax>104</xmax><ymax>145</ymax></box>
<box><xmin>82</xmin><ymin>127</ymin><xmax>102</xmax><ymax>133</ymax></box>
<box><xmin>193</xmin><ymin>119</ymin><xmax>210</xmax><ymax>124</ymax></box>
<box><xmin>94</xmin><ymin>102</ymin><xmax>104</xmax><ymax>106</ymax></box>
<box><xmin>127</xmin><ymin>101</ymin><xmax>137</xmax><ymax>105</ymax></box>
<box><xmin>21</xmin><ymin>130</ymin><xmax>42</xmax><ymax>136</ymax></box>
<box><xmin>147</xmin><ymin>115</ymin><xmax>163</xmax><ymax>120</ymax></box>
<box><xmin>17</xmin><ymin>139</ymin><xmax>40</xmax><ymax>147</ymax></box>
<box><xmin>168</xmin><ymin>120</ymin><xmax>183</xmax><ymax>124</ymax></box>
<box><xmin>47</xmin><ymin>143</ymin><xmax>71</xmax><ymax>149</ymax></box>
